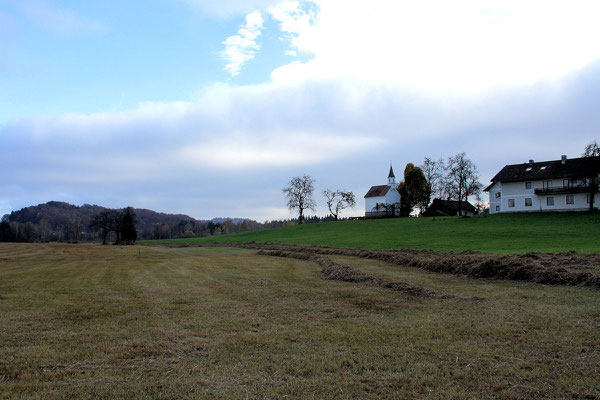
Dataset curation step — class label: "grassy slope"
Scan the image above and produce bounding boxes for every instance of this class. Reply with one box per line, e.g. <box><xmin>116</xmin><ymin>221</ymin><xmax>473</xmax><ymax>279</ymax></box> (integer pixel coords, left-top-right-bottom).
<box><xmin>165</xmin><ymin>212</ymin><xmax>600</xmax><ymax>253</ymax></box>
<box><xmin>1</xmin><ymin>243</ymin><xmax>598</xmax><ymax>399</ymax></box>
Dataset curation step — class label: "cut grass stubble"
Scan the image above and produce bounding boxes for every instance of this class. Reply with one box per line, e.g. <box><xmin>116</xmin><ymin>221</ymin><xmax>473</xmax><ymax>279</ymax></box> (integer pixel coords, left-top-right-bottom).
<box><xmin>0</xmin><ymin>243</ymin><xmax>599</xmax><ymax>399</ymax></box>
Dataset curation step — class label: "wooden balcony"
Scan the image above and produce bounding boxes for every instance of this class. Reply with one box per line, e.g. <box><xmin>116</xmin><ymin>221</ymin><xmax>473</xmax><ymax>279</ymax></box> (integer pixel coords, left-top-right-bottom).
<box><xmin>534</xmin><ymin>185</ymin><xmax>592</xmax><ymax>195</ymax></box>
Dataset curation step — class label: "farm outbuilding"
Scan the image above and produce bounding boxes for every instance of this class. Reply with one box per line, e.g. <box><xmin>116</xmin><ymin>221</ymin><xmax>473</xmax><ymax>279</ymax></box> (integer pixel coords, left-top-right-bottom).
<box><xmin>423</xmin><ymin>198</ymin><xmax>477</xmax><ymax>217</ymax></box>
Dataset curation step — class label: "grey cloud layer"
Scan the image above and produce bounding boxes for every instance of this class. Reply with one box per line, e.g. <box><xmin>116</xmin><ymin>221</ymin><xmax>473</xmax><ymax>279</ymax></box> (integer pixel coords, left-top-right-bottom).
<box><xmin>2</xmin><ymin>63</ymin><xmax>599</xmax><ymax>219</ymax></box>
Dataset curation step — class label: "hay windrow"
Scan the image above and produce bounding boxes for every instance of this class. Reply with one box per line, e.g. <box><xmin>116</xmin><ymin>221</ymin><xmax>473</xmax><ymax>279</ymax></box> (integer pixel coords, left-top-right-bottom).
<box><xmin>192</xmin><ymin>242</ymin><xmax>600</xmax><ymax>289</ymax></box>
<box><xmin>256</xmin><ymin>249</ymin><xmax>450</xmax><ymax>298</ymax></box>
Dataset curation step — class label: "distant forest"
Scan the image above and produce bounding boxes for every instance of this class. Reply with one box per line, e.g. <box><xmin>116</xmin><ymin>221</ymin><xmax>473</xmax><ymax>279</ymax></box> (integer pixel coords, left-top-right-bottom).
<box><xmin>0</xmin><ymin>201</ymin><xmax>332</xmax><ymax>243</ymax></box>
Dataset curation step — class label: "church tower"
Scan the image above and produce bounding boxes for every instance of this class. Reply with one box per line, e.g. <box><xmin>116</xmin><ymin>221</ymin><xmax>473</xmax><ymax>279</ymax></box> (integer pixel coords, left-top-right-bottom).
<box><xmin>388</xmin><ymin>164</ymin><xmax>396</xmax><ymax>186</ymax></box>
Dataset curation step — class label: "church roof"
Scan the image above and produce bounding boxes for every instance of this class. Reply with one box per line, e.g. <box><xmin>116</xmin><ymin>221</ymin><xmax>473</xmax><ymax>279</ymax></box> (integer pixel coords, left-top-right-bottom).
<box><xmin>388</xmin><ymin>165</ymin><xmax>395</xmax><ymax>178</ymax></box>
<box><xmin>364</xmin><ymin>185</ymin><xmax>391</xmax><ymax>198</ymax></box>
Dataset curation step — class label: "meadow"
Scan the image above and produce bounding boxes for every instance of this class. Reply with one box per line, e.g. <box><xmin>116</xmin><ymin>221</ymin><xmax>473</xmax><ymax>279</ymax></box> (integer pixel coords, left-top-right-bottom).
<box><xmin>166</xmin><ymin>212</ymin><xmax>600</xmax><ymax>253</ymax></box>
<box><xmin>1</xmin><ymin>242</ymin><xmax>599</xmax><ymax>399</ymax></box>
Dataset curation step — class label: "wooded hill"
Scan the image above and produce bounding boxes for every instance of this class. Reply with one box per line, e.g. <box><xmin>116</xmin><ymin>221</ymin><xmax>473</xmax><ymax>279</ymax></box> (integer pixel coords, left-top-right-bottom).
<box><xmin>1</xmin><ymin>201</ymin><xmax>325</xmax><ymax>243</ymax></box>
<box><xmin>1</xmin><ymin>201</ymin><xmax>261</xmax><ymax>242</ymax></box>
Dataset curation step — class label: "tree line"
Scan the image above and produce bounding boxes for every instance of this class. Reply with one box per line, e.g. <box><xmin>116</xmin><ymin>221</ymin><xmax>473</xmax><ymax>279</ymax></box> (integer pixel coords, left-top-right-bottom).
<box><xmin>0</xmin><ymin>205</ymin><xmax>338</xmax><ymax>243</ymax></box>
<box><xmin>89</xmin><ymin>207</ymin><xmax>137</xmax><ymax>245</ymax></box>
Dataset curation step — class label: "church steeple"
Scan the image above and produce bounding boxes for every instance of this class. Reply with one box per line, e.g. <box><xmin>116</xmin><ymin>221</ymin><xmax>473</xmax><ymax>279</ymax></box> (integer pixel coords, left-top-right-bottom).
<box><xmin>388</xmin><ymin>164</ymin><xmax>396</xmax><ymax>186</ymax></box>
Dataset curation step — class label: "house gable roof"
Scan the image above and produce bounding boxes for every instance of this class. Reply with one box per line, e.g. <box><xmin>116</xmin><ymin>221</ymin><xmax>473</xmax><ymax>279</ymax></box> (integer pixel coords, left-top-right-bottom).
<box><xmin>490</xmin><ymin>156</ymin><xmax>600</xmax><ymax>184</ymax></box>
<box><xmin>364</xmin><ymin>185</ymin><xmax>391</xmax><ymax>198</ymax></box>
<box><xmin>483</xmin><ymin>182</ymin><xmax>496</xmax><ymax>192</ymax></box>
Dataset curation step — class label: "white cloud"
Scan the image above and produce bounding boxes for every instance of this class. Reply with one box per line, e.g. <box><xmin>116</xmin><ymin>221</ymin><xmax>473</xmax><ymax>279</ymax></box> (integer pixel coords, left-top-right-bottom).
<box><xmin>268</xmin><ymin>0</ymin><xmax>318</xmax><ymax>54</ymax></box>
<box><xmin>222</xmin><ymin>10</ymin><xmax>264</xmax><ymax>76</ymax></box>
<box><xmin>268</xmin><ymin>0</ymin><xmax>600</xmax><ymax>94</ymax></box>
<box><xmin>180</xmin><ymin>132</ymin><xmax>380</xmax><ymax>168</ymax></box>
<box><xmin>21</xmin><ymin>1</ymin><xmax>104</xmax><ymax>35</ymax></box>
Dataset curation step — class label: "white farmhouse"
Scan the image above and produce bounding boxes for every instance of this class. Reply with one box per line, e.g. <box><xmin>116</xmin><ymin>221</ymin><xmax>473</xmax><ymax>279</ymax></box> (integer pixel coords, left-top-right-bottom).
<box><xmin>364</xmin><ymin>166</ymin><xmax>401</xmax><ymax>217</ymax></box>
<box><xmin>485</xmin><ymin>155</ymin><xmax>600</xmax><ymax>213</ymax></box>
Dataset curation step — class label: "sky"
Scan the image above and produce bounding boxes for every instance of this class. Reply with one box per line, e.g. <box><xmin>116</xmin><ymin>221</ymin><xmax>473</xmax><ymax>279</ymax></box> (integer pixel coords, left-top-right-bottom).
<box><xmin>1</xmin><ymin>0</ymin><xmax>600</xmax><ymax>221</ymax></box>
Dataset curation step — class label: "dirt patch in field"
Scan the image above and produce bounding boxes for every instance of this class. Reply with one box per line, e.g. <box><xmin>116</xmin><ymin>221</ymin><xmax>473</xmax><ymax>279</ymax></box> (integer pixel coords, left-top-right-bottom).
<box><xmin>155</xmin><ymin>242</ymin><xmax>600</xmax><ymax>289</ymax></box>
<box><xmin>256</xmin><ymin>249</ymin><xmax>449</xmax><ymax>298</ymax></box>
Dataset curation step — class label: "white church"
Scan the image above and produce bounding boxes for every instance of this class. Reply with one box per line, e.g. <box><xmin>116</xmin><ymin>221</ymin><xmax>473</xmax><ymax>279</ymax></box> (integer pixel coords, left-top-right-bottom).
<box><xmin>364</xmin><ymin>165</ymin><xmax>402</xmax><ymax>217</ymax></box>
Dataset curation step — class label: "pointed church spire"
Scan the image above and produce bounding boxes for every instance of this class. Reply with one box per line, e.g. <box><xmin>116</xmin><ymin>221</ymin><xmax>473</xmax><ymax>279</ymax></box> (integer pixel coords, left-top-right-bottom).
<box><xmin>388</xmin><ymin>163</ymin><xmax>396</xmax><ymax>186</ymax></box>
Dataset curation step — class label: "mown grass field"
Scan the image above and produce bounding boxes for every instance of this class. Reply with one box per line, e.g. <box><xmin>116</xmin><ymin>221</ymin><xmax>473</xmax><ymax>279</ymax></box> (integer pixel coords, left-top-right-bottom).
<box><xmin>165</xmin><ymin>212</ymin><xmax>600</xmax><ymax>253</ymax></box>
<box><xmin>1</xmin><ymin>243</ymin><xmax>599</xmax><ymax>399</ymax></box>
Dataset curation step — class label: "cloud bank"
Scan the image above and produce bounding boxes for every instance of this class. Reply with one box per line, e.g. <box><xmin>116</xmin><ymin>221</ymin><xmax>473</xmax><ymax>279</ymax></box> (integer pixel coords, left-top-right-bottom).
<box><xmin>265</xmin><ymin>0</ymin><xmax>600</xmax><ymax>93</ymax></box>
<box><xmin>2</xmin><ymin>62</ymin><xmax>600</xmax><ymax>219</ymax></box>
<box><xmin>2</xmin><ymin>0</ymin><xmax>600</xmax><ymax>220</ymax></box>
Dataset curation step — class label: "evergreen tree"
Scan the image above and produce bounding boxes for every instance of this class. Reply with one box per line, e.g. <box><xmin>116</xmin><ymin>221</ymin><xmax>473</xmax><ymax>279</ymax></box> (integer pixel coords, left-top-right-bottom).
<box><xmin>0</xmin><ymin>221</ymin><xmax>14</xmax><ymax>242</ymax></box>
<box><xmin>397</xmin><ymin>163</ymin><xmax>430</xmax><ymax>216</ymax></box>
<box><xmin>121</xmin><ymin>207</ymin><xmax>137</xmax><ymax>245</ymax></box>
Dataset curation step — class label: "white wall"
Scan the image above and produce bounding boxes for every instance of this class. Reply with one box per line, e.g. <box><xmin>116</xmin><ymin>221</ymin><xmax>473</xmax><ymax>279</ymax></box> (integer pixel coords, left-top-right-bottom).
<box><xmin>364</xmin><ymin>187</ymin><xmax>401</xmax><ymax>215</ymax></box>
<box><xmin>488</xmin><ymin>182</ymin><xmax>502</xmax><ymax>214</ymax></box>
<box><xmin>489</xmin><ymin>179</ymin><xmax>598</xmax><ymax>213</ymax></box>
<box><xmin>385</xmin><ymin>188</ymin><xmax>401</xmax><ymax>205</ymax></box>
<box><xmin>365</xmin><ymin>195</ymin><xmax>386</xmax><ymax>213</ymax></box>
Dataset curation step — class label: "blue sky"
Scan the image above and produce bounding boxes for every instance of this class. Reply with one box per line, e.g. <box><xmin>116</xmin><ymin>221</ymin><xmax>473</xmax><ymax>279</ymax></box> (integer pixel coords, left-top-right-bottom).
<box><xmin>1</xmin><ymin>0</ymin><xmax>600</xmax><ymax>221</ymax></box>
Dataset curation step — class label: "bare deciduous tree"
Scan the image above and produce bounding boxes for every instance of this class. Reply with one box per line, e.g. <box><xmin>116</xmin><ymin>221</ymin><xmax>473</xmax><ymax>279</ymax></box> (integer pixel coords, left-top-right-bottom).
<box><xmin>446</xmin><ymin>153</ymin><xmax>482</xmax><ymax>216</ymax></box>
<box><xmin>582</xmin><ymin>141</ymin><xmax>600</xmax><ymax>211</ymax></box>
<box><xmin>473</xmin><ymin>193</ymin><xmax>488</xmax><ymax>215</ymax></box>
<box><xmin>583</xmin><ymin>140</ymin><xmax>600</xmax><ymax>157</ymax></box>
<box><xmin>283</xmin><ymin>175</ymin><xmax>316</xmax><ymax>224</ymax></box>
<box><xmin>420</xmin><ymin>157</ymin><xmax>445</xmax><ymax>208</ymax></box>
<box><xmin>322</xmin><ymin>189</ymin><xmax>356</xmax><ymax>220</ymax></box>
<box><xmin>90</xmin><ymin>211</ymin><xmax>113</xmax><ymax>245</ymax></box>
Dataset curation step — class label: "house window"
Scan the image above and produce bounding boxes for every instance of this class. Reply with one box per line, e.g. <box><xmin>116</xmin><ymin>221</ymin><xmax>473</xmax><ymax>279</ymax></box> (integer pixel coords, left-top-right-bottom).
<box><xmin>587</xmin><ymin>194</ymin><xmax>591</xmax><ymax>204</ymax></box>
<box><xmin>563</xmin><ymin>179</ymin><xmax>570</xmax><ymax>188</ymax></box>
<box><xmin>525</xmin><ymin>182</ymin><xmax>532</xmax><ymax>190</ymax></box>
<box><xmin>495</xmin><ymin>205</ymin><xmax>500</xmax><ymax>211</ymax></box>
<box><xmin>508</xmin><ymin>199</ymin><xmax>515</xmax><ymax>208</ymax></box>
<box><xmin>543</xmin><ymin>181</ymin><xmax>552</xmax><ymax>189</ymax></box>
<box><xmin>547</xmin><ymin>197</ymin><xmax>554</xmax><ymax>206</ymax></box>
<box><xmin>495</xmin><ymin>192</ymin><xmax>501</xmax><ymax>198</ymax></box>
<box><xmin>566</xmin><ymin>195</ymin><xmax>574</xmax><ymax>204</ymax></box>
<box><xmin>525</xmin><ymin>198</ymin><xmax>532</xmax><ymax>207</ymax></box>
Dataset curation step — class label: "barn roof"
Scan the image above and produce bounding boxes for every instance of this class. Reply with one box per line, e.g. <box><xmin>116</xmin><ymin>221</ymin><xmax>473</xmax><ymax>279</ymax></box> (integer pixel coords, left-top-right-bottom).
<box><xmin>364</xmin><ymin>185</ymin><xmax>391</xmax><ymax>198</ymax></box>
<box><xmin>489</xmin><ymin>156</ymin><xmax>599</xmax><ymax>185</ymax></box>
<box><xmin>423</xmin><ymin>199</ymin><xmax>476</xmax><ymax>216</ymax></box>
